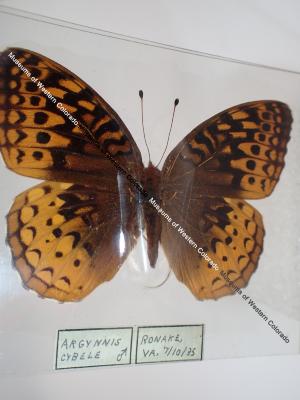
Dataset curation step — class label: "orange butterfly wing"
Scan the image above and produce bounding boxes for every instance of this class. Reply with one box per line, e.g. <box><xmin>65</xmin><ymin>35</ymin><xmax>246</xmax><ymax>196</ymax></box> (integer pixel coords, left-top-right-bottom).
<box><xmin>160</xmin><ymin>194</ymin><xmax>264</xmax><ymax>299</ymax></box>
<box><xmin>162</xmin><ymin>101</ymin><xmax>292</xmax><ymax>199</ymax></box>
<box><xmin>7</xmin><ymin>180</ymin><xmax>137</xmax><ymax>301</ymax></box>
<box><xmin>0</xmin><ymin>48</ymin><xmax>142</xmax><ymax>301</ymax></box>
<box><xmin>0</xmin><ymin>47</ymin><xmax>142</xmax><ymax>185</ymax></box>
<box><xmin>160</xmin><ymin>101</ymin><xmax>292</xmax><ymax>299</ymax></box>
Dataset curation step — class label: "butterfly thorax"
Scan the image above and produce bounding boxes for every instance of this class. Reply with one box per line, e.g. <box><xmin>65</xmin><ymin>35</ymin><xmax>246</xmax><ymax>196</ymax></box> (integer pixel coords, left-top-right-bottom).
<box><xmin>141</xmin><ymin>162</ymin><xmax>162</xmax><ymax>267</ymax></box>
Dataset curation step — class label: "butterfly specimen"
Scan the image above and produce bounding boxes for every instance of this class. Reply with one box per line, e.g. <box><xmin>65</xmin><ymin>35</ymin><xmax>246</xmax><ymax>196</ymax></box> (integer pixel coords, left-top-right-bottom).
<box><xmin>0</xmin><ymin>48</ymin><xmax>292</xmax><ymax>302</ymax></box>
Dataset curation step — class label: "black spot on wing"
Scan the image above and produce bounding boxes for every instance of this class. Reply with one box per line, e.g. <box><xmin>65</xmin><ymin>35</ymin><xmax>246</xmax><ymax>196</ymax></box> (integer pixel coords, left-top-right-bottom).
<box><xmin>66</xmin><ymin>231</ymin><xmax>81</xmax><ymax>248</ymax></box>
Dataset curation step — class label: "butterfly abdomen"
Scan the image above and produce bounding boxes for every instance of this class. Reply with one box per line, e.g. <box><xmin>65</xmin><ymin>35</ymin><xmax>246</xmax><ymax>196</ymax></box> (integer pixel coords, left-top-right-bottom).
<box><xmin>142</xmin><ymin>163</ymin><xmax>162</xmax><ymax>267</ymax></box>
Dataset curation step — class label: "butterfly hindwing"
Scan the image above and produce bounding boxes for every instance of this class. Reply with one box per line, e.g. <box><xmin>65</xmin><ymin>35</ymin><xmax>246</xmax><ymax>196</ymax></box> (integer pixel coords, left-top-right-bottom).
<box><xmin>160</xmin><ymin>194</ymin><xmax>264</xmax><ymax>299</ymax></box>
<box><xmin>162</xmin><ymin>101</ymin><xmax>292</xmax><ymax>199</ymax></box>
<box><xmin>7</xmin><ymin>180</ymin><xmax>137</xmax><ymax>301</ymax></box>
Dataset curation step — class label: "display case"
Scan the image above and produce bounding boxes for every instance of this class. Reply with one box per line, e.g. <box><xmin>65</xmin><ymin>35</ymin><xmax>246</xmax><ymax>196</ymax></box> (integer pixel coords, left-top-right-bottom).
<box><xmin>0</xmin><ymin>6</ymin><xmax>299</xmax><ymax>376</ymax></box>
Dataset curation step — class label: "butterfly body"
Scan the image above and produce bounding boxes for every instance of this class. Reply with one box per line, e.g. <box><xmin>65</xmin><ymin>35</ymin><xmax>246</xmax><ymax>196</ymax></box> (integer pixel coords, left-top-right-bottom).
<box><xmin>140</xmin><ymin>162</ymin><xmax>162</xmax><ymax>267</ymax></box>
<box><xmin>0</xmin><ymin>48</ymin><xmax>292</xmax><ymax>302</ymax></box>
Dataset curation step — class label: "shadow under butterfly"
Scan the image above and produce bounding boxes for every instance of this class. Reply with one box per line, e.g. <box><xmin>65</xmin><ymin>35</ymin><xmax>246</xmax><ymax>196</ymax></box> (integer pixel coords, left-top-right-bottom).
<box><xmin>0</xmin><ymin>48</ymin><xmax>292</xmax><ymax>302</ymax></box>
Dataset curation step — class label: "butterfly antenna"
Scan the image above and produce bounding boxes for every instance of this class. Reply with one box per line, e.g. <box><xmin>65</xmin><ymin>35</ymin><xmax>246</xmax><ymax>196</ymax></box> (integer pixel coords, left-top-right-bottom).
<box><xmin>139</xmin><ymin>90</ymin><xmax>151</xmax><ymax>163</ymax></box>
<box><xmin>155</xmin><ymin>98</ymin><xmax>179</xmax><ymax>168</ymax></box>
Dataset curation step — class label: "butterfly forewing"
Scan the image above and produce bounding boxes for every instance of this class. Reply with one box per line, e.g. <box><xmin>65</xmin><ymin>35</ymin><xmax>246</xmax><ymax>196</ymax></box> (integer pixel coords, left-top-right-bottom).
<box><xmin>0</xmin><ymin>48</ymin><xmax>143</xmax><ymax>185</ymax></box>
<box><xmin>162</xmin><ymin>101</ymin><xmax>292</xmax><ymax>199</ymax></box>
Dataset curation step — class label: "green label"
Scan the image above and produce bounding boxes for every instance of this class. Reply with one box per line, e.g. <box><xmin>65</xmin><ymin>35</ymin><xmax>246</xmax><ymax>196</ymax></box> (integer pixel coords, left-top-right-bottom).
<box><xmin>135</xmin><ymin>325</ymin><xmax>204</xmax><ymax>364</ymax></box>
<box><xmin>55</xmin><ymin>328</ymin><xmax>133</xmax><ymax>369</ymax></box>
